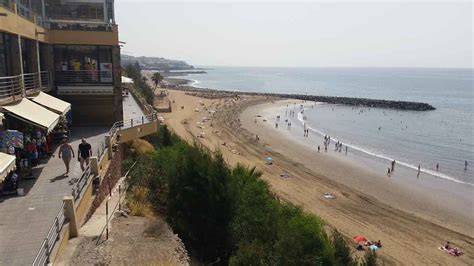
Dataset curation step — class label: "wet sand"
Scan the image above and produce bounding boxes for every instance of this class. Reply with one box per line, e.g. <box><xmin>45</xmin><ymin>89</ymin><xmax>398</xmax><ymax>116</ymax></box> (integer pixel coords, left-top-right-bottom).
<box><xmin>161</xmin><ymin>89</ymin><xmax>474</xmax><ymax>265</ymax></box>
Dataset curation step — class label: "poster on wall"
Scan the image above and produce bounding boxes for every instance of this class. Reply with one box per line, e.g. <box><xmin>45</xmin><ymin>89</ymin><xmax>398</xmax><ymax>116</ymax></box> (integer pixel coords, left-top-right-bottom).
<box><xmin>100</xmin><ymin>63</ymin><xmax>113</xmax><ymax>83</ymax></box>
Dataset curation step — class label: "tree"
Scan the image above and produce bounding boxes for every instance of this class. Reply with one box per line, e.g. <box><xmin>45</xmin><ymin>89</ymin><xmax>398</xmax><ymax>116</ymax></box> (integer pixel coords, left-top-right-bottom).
<box><xmin>151</xmin><ymin>72</ymin><xmax>164</xmax><ymax>93</ymax></box>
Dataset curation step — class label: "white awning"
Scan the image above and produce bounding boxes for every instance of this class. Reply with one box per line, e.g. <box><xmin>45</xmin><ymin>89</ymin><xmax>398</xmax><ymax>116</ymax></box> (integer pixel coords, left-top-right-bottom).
<box><xmin>29</xmin><ymin>92</ymin><xmax>71</xmax><ymax>115</ymax></box>
<box><xmin>122</xmin><ymin>76</ymin><xmax>134</xmax><ymax>84</ymax></box>
<box><xmin>0</xmin><ymin>152</ymin><xmax>16</xmax><ymax>182</ymax></box>
<box><xmin>2</xmin><ymin>99</ymin><xmax>60</xmax><ymax>132</ymax></box>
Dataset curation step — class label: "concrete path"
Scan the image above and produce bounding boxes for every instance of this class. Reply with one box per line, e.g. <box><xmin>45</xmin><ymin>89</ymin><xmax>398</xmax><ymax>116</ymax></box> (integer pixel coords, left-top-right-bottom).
<box><xmin>0</xmin><ymin>95</ymin><xmax>144</xmax><ymax>265</ymax></box>
<box><xmin>0</xmin><ymin>127</ymin><xmax>108</xmax><ymax>266</ymax></box>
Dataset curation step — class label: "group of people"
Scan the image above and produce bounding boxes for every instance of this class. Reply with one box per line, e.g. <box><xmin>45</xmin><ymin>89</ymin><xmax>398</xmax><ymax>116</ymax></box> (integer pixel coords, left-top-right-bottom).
<box><xmin>387</xmin><ymin>160</ymin><xmax>396</xmax><ymax>177</ymax></box>
<box><xmin>303</xmin><ymin>128</ymin><xmax>309</xmax><ymax>137</ymax></box>
<box><xmin>58</xmin><ymin>138</ymin><xmax>92</xmax><ymax>177</ymax></box>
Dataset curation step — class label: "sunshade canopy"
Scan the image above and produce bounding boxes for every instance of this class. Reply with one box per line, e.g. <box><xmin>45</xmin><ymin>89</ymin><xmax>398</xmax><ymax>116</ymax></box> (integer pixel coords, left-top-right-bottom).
<box><xmin>29</xmin><ymin>92</ymin><xmax>71</xmax><ymax>115</ymax></box>
<box><xmin>3</xmin><ymin>99</ymin><xmax>60</xmax><ymax>132</ymax></box>
<box><xmin>353</xmin><ymin>235</ymin><xmax>368</xmax><ymax>242</ymax></box>
<box><xmin>0</xmin><ymin>152</ymin><xmax>16</xmax><ymax>182</ymax></box>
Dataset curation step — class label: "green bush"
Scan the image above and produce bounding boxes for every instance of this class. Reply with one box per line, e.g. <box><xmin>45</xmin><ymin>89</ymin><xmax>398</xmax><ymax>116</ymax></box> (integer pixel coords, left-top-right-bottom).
<box><xmin>126</xmin><ymin>127</ymin><xmax>376</xmax><ymax>265</ymax></box>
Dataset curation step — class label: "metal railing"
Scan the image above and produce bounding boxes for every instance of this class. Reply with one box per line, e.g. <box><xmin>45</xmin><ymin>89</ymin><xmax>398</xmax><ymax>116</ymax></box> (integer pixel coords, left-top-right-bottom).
<box><xmin>0</xmin><ymin>75</ymin><xmax>23</xmax><ymax>103</ymax></box>
<box><xmin>96</xmin><ymin>160</ymin><xmax>137</xmax><ymax>245</ymax></box>
<box><xmin>72</xmin><ymin>164</ymin><xmax>91</xmax><ymax>200</ymax></box>
<box><xmin>40</xmin><ymin>71</ymin><xmax>49</xmax><ymax>89</ymax></box>
<box><xmin>32</xmin><ymin>202</ymin><xmax>66</xmax><ymax>266</ymax></box>
<box><xmin>55</xmin><ymin>70</ymin><xmax>113</xmax><ymax>85</ymax></box>
<box><xmin>0</xmin><ymin>72</ymin><xmax>49</xmax><ymax>101</ymax></box>
<box><xmin>23</xmin><ymin>72</ymin><xmax>41</xmax><ymax>92</ymax></box>
<box><xmin>110</xmin><ymin>112</ymin><xmax>158</xmax><ymax>136</ymax></box>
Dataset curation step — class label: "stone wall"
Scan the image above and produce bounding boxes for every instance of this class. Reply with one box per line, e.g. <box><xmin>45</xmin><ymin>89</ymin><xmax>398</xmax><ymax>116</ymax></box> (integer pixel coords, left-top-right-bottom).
<box><xmin>84</xmin><ymin>144</ymin><xmax>123</xmax><ymax>223</ymax></box>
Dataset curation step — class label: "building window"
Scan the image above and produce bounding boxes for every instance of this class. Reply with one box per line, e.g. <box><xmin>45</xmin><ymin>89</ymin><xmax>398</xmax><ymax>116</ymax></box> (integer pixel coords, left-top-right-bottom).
<box><xmin>45</xmin><ymin>0</ymin><xmax>105</xmax><ymax>21</ymax></box>
<box><xmin>53</xmin><ymin>45</ymin><xmax>113</xmax><ymax>85</ymax></box>
<box><xmin>0</xmin><ymin>33</ymin><xmax>13</xmax><ymax>77</ymax></box>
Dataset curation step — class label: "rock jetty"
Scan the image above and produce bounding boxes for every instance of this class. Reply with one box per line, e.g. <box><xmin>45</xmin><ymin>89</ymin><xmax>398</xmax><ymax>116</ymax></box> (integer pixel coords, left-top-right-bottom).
<box><xmin>275</xmin><ymin>94</ymin><xmax>436</xmax><ymax>111</ymax></box>
<box><xmin>176</xmin><ymin>86</ymin><xmax>436</xmax><ymax>111</ymax></box>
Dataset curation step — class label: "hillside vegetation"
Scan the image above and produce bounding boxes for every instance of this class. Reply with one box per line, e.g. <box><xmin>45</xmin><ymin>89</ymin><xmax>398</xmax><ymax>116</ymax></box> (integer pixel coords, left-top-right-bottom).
<box><xmin>125</xmin><ymin>126</ymin><xmax>378</xmax><ymax>265</ymax></box>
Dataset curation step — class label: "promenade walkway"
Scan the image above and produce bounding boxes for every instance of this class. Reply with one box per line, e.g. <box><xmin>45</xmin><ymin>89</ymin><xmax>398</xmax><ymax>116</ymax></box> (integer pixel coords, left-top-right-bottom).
<box><xmin>0</xmin><ymin>95</ymin><xmax>144</xmax><ymax>265</ymax></box>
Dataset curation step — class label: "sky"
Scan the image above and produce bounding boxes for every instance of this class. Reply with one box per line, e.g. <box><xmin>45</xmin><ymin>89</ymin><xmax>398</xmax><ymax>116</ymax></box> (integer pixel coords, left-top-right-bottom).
<box><xmin>115</xmin><ymin>1</ymin><xmax>473</xmax><ymax>68</ymax></box>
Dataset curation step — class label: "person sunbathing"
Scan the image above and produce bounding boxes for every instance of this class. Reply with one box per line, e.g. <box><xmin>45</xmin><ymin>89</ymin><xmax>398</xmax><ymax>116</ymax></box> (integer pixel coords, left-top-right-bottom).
<box><xmin>444</xmin><ymin>241</ymin><xmax>450</xmax><ymax>250</ymax></box>
<box><xmin>376</xmin><ymin>240</ymin><xmax>382</xmax><ymax>248</ymax></box>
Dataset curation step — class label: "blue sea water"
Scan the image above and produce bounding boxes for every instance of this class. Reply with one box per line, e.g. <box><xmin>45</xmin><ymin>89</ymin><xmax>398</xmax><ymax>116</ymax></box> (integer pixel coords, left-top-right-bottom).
<box><xmin>181</xmin><ymin>67</ymin><xmax>474</xmax><ymax>184</ymax></box>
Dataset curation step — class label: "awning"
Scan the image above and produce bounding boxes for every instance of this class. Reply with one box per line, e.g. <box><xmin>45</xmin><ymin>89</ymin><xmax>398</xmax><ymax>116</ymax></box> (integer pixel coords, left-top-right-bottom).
<box><xmin>122</xmin><ymin>76</ymin><xmax>134</xmax><ymax>84</ymax></box>
<box><xmin>0</xmin><ymin>152</ymin><xmax>16</xmax><ymax>182</ymax></box>
<box><xmin>2</xmin><ymin>99</ymin><xmax>60</xmax><ymax>132</ymax></box>
<box><xmin>29</xmin><ymin>92</ymin><xmax>71</xmax><ymax>115</ymax></box>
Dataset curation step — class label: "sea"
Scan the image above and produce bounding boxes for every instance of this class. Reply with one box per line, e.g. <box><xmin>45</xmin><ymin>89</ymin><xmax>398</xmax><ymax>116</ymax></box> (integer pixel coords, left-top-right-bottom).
<box><xmin>173</xmin><ymin>66</ymin><xmax>474</xmax><ymax>186</ymax></box>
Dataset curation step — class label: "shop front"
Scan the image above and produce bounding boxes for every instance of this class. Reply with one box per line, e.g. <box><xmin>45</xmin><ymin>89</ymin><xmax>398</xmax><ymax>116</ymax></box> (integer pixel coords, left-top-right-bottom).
<box><xmin>0</xmin><ymin>98</ymin><xmax>70</xmax><ymax>186</ymax></box>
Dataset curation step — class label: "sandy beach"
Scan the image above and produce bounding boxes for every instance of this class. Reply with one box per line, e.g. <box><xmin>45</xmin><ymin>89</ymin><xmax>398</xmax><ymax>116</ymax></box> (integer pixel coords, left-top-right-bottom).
<box><xmin>160</xmin><ymin>89</ymin><xmax>474</xmax><ymax>265</ymax></box>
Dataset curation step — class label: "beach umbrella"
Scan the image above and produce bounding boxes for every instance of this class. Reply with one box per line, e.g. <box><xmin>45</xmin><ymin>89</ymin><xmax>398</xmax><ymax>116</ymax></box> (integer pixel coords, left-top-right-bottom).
<box><xmin>369</xmin><ymin>245</ymin><xmax>379</xmax><ymax>251</ymax></box>
<box><xmin>353</xmin><ymin>235</ymin><xmax>367</xmax><ymax>242</ymax></box>
<box><xmin>266</xmin><ymin>156</ymin><xmax>273</xmax><ymax>161</ymax></box>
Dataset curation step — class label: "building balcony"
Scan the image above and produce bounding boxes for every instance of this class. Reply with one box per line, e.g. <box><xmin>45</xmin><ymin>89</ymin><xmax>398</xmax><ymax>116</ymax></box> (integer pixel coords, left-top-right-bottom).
<box><xmin>55</xmin><ymin>70</ymin><xmax>113</xmax><ymax>86</ymax></box>
<box><xmin>0</xmin><ymin>71</ymin><xmax>50</xmax><ymax>105</ymax></box>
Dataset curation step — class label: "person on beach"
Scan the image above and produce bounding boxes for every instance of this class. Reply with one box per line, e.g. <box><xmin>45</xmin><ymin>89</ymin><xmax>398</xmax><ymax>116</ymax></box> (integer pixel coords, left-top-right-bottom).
<box><xmin>275</xmin><ymin>123</ymin><xmax>278</xmax><ymax>128</ymax></box>
<box><xmin>339</xmin><ymin>144</ymin><xmax>342</xmax><ymax>152</ymax></box>
<box><xmin>436</xmin><ymin>163</ymin><xmax>439</xmax><ymax>171</ymax></box>
<box><xmin>59</xmin><ymin>139</ymin><xmax>75</xmax><ymax>177</ymax></box>
<box><xmin>391</xmin><ymin>160</ymin><xmax>396</xmax><ymax>172</ymax></box>
<box><xmin>444</xmin><ymin>241</ymin><xmax>450</xmax><ymax>249</ymax></box>
<box><xmin>387</xmin><ymin>168</ymin><xmax>391</xmax><ymax>177</ymax></box>
<box><xmin>318</xmin><ymin>145</ymin><xmax>320</xmax><ymax>153</ymax></box>
<box><xmin>465</xmin><ymin>161</ymin><xmax>468</xmax><ymax>171</ymax></box>
<box><xmin>417</xmin><ymin>164</ymin><xmax>421</xmax><ymax>178</ymax></box>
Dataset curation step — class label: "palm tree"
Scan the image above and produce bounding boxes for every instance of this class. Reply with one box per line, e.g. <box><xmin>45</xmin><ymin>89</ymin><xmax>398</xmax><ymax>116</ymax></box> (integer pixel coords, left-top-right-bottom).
<box><xmin>151</xmin><ymin>72</ymin><xmax>164</xmax><ymax>92</ymax></box>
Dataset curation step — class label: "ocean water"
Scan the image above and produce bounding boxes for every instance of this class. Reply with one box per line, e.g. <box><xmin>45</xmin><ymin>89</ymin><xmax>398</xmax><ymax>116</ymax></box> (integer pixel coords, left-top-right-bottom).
<box><xmin>181</xmin><ymin>67</ymin><xmax>473</xmax><ymax>184</ymax></box>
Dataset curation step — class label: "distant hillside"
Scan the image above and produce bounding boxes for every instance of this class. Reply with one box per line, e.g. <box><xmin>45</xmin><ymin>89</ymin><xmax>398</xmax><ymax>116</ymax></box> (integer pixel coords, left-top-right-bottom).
<box><xmin>121</xmin><ymin>54</ymin><xmax>194</xmax><ymax>71</ymax></box>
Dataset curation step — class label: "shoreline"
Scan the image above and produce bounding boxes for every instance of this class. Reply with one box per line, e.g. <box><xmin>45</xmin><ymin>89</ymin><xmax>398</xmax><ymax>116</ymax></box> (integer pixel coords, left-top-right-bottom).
<box><xmin>282</xmin><ymin>102</ymin><xmax>472</xmax><ymax>186</ymax></box>
<box><xmin>161</xmin><ymin>89</ymin><xmax>474</xmax><ymax>265</ymax></box>
<box><xmin>244</xmin><ymin>100</ymin><xmax>474</xmax><ymax>229</ymax></box>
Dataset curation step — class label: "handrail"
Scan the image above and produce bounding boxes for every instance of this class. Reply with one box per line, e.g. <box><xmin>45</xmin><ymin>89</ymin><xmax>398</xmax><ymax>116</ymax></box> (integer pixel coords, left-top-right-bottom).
<box><xmin>55</xmin><ymin>70</ymin><xmax>113</xmax><ymax>85</ymax></box>
<box><xmin>0</xmin><ymin>72</ymin><xmax>49</xmax><ymax>103</ymax></box>
<box><xmin>72</xmin><ymin>164</ymin><xmax>91</xmax><ymax>200</ymax></box>
<box><xmin>32</xmin><ymin>202</ymin><xmax>66</xmax><ymax>266</ymax></box>
<box><xmin>109</xmin><ymin>112</ymin><xmax>158</xmax><ymax>136</ymax></box>
<box><xmin>95</xmin><ymin>160</ymin><xmax>137</xmax><ymax>245</ymax></box>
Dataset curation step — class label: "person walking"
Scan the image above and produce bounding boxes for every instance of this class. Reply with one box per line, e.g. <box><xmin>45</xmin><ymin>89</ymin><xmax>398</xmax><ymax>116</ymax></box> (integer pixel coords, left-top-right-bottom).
<box><xmin>387</xmin><ymin>168</ymin><xmax>391</xmax><ymax>177</ymax></box>
<box><xmin>78</xmin><ymin>138</ymin><xmax>92</xmax><ymax>171</ymax></box>
<box><xmin>317</xmin><ymin>145</ymin><xmax>320</xmax><ymax>153</ymax></box>
<box><xmin>436</xmin><ymin>163</ymin><xmax>439</xmax><ymax>172</ymax></box>
<box><xmin>417</xmin><ymin>164</ymin><xmax>421</xmax><ymax>178</ymax></box>
<box><xmin>465</xmin><ymin>160</ymin><xmax>468</xmax><ymax>171</ymax></box>
<box><xmin>59</xmin><ymin>139</ymin><xmax>75</xmax><ymax>177</ymax></box>
<box><xmin>391</xmin><ymin>160</ymin><xmax>396</xmax><ymax>172</ymax></box>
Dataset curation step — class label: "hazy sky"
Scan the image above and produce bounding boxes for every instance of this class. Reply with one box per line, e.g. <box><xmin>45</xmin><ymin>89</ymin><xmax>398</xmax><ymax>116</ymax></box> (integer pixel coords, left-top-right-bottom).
<box><xmin>116</xmin><ymin>1</ymin><xmax>472</xmax><ymax>68</ymax></box>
